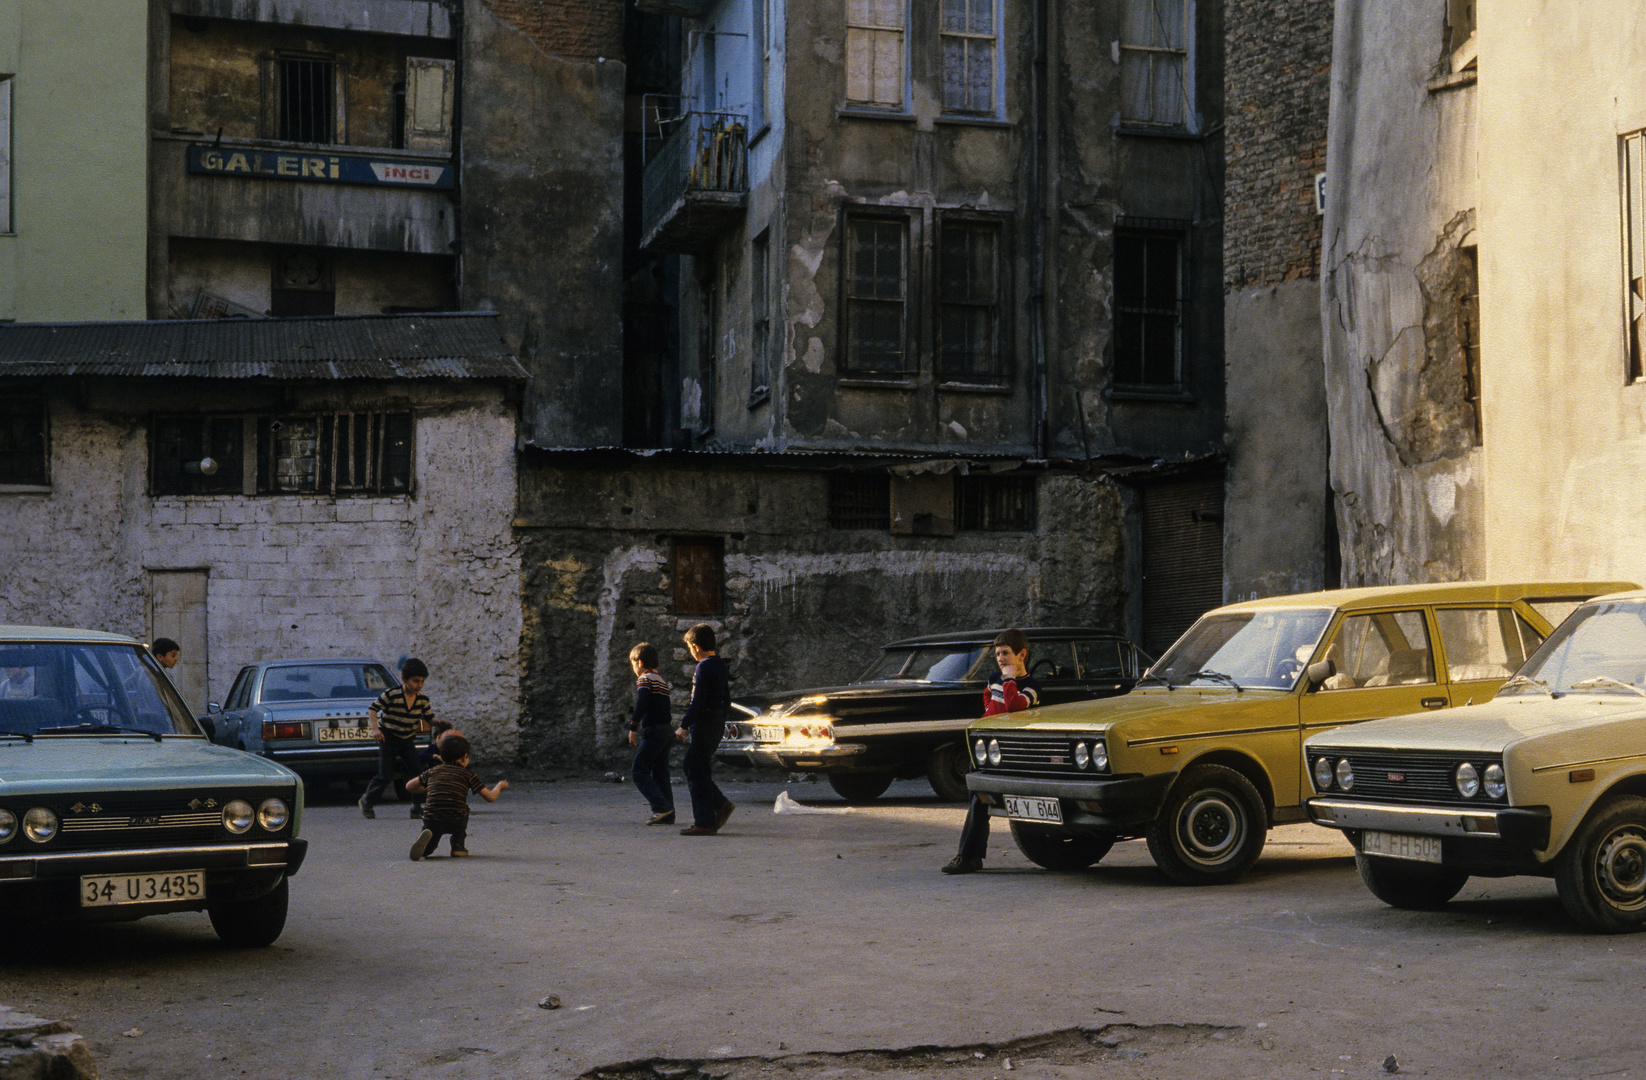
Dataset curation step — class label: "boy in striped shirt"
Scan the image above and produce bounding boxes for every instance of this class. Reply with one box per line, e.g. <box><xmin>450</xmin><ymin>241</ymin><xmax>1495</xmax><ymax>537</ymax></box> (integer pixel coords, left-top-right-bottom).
<box><xmin>406</xmin><ymin>733</ymin><xmax>509</xmax><ymax>859</ymax></box>
<box><xmin>360</xmin><ymin>657</ymin><xmax>436</xmax><ymax>819</ymax></box>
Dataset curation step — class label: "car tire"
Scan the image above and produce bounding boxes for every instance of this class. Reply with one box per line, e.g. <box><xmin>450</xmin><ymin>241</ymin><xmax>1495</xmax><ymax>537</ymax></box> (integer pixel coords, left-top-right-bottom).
<box><xmin>1009</xmin><ymin>821</ymin><xmax>1115</xmax><ymax>871</ymax></box>
<box><xmin>1354</xmin><ymin>852</ymin><xmax>1469</xmax><ymax>910</ymax></box>
<box><xmin>826</xmin><ymin>771</ymin><xmax>895</xmax><ymax>803</ymax></box>
<box><xmin>926</xmin><ymin>740</ymin><xmax>972</xmax><ymax>802</ymax></box>
<box><xmin>207</xmin><ymin>876</ymin><xmax>289</xmax><ymax>948</ymax></box>
<box><xmin>1556</xmin><ymin>796</ymin><xmax>1646</xmax><ymax>933</ymax></box>
<box><xmin>1145</xmin><ymin>764</ymin><xmax>1267</xmax><ymax>885</ymax></box>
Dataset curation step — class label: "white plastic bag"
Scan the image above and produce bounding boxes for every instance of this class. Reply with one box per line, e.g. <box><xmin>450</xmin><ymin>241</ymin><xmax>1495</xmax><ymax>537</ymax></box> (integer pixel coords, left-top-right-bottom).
<box><xmin>773</xmin><ymin>790</ymin><xmax>850</xmax><ymax>815</ymax></box>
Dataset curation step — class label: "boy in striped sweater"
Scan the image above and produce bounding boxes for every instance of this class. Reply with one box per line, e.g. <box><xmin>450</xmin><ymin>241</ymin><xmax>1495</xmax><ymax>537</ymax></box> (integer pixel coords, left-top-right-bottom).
<box><xmin>406</xmin><ymin>734</ymin><xmax>509</xmax><ymax>859</ymax></box>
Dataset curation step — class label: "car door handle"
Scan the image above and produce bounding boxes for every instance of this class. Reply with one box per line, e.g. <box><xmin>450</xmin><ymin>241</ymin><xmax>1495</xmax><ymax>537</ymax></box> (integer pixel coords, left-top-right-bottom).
<box><xmin>1421</xmin><ymin>697</ymin><xmax>1447</xmax><ymax>709</ymax></box>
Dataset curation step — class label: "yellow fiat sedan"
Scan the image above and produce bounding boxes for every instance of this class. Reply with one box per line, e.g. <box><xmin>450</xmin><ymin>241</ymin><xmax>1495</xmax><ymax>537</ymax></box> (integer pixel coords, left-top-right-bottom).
<box><xmin>964</xmin><ymin>581</ymin><xmax>1635</xmax><ymax>885</ymax></box>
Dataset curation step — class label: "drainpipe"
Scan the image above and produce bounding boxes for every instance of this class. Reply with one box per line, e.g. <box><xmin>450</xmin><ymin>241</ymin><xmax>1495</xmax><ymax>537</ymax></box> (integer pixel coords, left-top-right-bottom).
<box><xmin>1030</xmin><ymin>0</ymin><xmax>1052</xmax><ymax>459</ymax></box>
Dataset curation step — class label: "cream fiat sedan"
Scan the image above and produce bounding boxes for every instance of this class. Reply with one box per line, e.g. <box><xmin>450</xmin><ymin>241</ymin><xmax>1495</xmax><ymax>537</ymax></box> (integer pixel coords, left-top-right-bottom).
<box><xmin>1306</xmin><ymin>590</ymin><xmax>1646</xmax><ymax>932</ymax></box>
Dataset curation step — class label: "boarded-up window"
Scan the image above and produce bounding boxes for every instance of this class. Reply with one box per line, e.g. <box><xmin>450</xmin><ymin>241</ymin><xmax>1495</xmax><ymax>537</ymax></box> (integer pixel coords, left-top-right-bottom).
<box><xmin>405</xmin><ymin>58</ymin><xmax>454</xmax><ymax>153</ymax></box>
<box><xmin>940</xmin><ymin>0</ymin><xmax>996</xmax><ymax>113</ymax></box>
<box><xmin>890</xmin><ymin>473</ymin><xmax>956</xmax><ymax>536</ymax></box>
<box><xmin>0</xmin><ymin>390</ymin><xmax>47</xmax><ymax>485</ymax></box>
<box><xmin>828</xmin><ymin>473</ymin><xmax>891</xmax><ymax>529</ymax></box>
<box><xmin>846</xmin><ymin>0</ymin><xmax>905</xmax><ymax>108</ymax></box>
<box><xmin>1139</xmin><ymin>474</ymin><xmax>1224</xmax><ymax>657</ymax></box>
<box><xmin>956</xmin><ymin>475</ymin><xmax>1036</xmax><ymax>531</ymax></box>
<box><xmin>674</xmin><ymin>539</ymin><xmax>725</xmax><ymax>615</ymax></box>
<box><xmin>843</xmin><ymin>215</ymin><xmax>911</xmax><ymax>374</ymax></box>
<box><xmin>271</xmin><ymin>249</ymin><xmax>335</xmax><ymax>318</ymax></box>
<box><xmin>938</xmin><ymin>217</ymin><xmax>1005</xmax><ymax>379</ymax></box>
<box><xmin>1114</xmin><ymin>225</ymin><xmax>1185</xmax><ymax>387</ymax></box>
<box><xmin>1120</xmin><ymin>0</ymin><xmax>1189</xmax><ymax>127</ymax></box>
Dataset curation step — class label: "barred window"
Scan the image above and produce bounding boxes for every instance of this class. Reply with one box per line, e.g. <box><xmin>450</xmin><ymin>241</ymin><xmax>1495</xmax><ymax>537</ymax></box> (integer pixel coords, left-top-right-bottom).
<box><xmin>0</xmin><ymin>391</ymin><xmax>47</xmax><ymax>486</ymax></box>
<box><xmin>938</xmin><ymin>218</ymin><xmax>1005</xmax><ymax>379</ymax></box>
<box><xmin>843</xmin><ymin>215</ymin><xmax>912</xmax><ymax>374</ymax></box>
<box><xmin>956</xmin><ymin>475</ymin><xmax>1036</xmax><ymax>531</ymax></box>
<box><xmin>259</xmin><ymin>412</ymin><xmax>413</xmax><ymax>495</ymax></box>
<box><xmin>828</xmin><ymin>473</ymin><xmax>891</xmax><ymax>529</ymax></box>
<box><xmin>277</xmin><ymin>56</ymin><xmax>337</xmax><ymax>144</ymax></box>
<box><xmin>1114</xmin><ymin>226</ymin><xmax>1186</xmax><ymax>387</ymax></box>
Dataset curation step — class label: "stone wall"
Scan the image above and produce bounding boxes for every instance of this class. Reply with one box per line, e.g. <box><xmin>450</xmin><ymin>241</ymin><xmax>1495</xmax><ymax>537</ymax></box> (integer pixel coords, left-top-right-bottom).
<box><xmin>0</xmin><ymin>381</ymin><xmax>522</xmax><ymax>761</ymax></box>
<box><xmin>513</xmin><ymin>455</ymin><xmax>1128</xmax><ymax>768</ymax></box>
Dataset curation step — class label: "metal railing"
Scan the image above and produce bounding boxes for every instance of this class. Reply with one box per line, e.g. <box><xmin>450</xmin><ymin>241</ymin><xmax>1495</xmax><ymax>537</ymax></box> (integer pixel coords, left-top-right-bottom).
<box><xmin>641</xmin><ymin>105</ymin><xmax>749</xmax><ymax>246</ymax></box>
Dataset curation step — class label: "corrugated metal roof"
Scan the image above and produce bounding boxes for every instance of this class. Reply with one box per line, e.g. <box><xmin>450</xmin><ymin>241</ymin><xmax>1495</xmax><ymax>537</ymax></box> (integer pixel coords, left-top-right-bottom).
<box><xmin>0</xmin><ymin>313</ymin><xmax>528</xmax><ymax>382</ymax></box>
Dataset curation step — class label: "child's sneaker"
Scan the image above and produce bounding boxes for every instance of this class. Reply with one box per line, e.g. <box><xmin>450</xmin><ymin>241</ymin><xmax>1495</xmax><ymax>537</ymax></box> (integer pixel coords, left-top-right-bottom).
<box><xmin>450</xmin><ymin>847</ymin><xmax>470</xmax><ymax>857</ymax></box>
<box><xmin>409</xmin><ymin>829</ymin><xmax>434</xmax><ymax>861</ymax></box>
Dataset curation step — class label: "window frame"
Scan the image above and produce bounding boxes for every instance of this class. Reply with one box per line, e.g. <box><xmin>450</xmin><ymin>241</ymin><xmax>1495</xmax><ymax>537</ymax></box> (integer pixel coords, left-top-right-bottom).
<box><xmin>672</xmin><ymin>537</ymin><xmax>726</xmax><ymax>616</ymax></box>
<box><xmin>1118</xmin><ymin>0</ymin><xmax>1196</xmax><ymax>132</ymax></box>
<box><xmin>840</xmin><ymin>208</ymin><xmax>919</xmax><ymax>377</ymax></box>
<box><xmin>0</xmin><ymin>387</ymin><xmax>48</xmax><ymax>488</ymax></box>
<box><xmin>935</xmin><ymin>212</ymin><xmax>1011</xmax><ymax>382</ymax></box>
<box><xmin>1112</xmin><ymin>219</ymin><xmax>1190</xmax><ymax>390</ymax></box>
<box><xmin>750</xmin><ymin>230</ymin><xmax>773</xmax><ymax>405</ymax></box>
<box><xmin>1622</xmin><ymin>129</ymin><xmax>1646</xmax><ymax>385</ymax></box>
<box><xmin>938</xmin><ymin>0</ymin><xmax>1004</xmax><ymax>118</ymax></box>
<box><xmin>150</xmin><ymin>410</ymin><xmax>414</xmax><ymax>498</ymax></box>
<box><xmin>827</xmin><ymin>472</ymin><xmax>892</xmax><ymax>530</ymax></box>
<box><xmin>955</xmin><ymin>474</ymin><xmax>1037</xmax><ymax>531</ymax></box>
<box><xmin>0</xmin><ymin>76</ymin><xmax>12</xmax><ymax>234</ymax></box>
<box><xmin>844</xmin><ymin>0</ymin><xmax>911</xmax><ymax>112</ymax></box>
<box><xmin>262</xmin><ymin>52</ymin><xmax>347</xmax><ymax>145</ymax></box>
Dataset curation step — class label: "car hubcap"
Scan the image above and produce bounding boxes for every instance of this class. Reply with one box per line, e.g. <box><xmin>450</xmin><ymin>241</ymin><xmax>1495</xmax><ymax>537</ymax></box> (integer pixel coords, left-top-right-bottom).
<box><xmin>1179</xmin><ymin>792</ymin><xmax>1243</xmax><ymax>864</ymax></box>
<box><xmin>1595</xmin><ymin>826</ymin><xmax>1646</xmax><ymax>910</ymax></box>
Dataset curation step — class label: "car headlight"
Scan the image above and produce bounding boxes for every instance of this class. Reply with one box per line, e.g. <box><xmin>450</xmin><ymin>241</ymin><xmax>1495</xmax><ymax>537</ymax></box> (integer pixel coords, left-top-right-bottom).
<box><xmin>1074</xmin><ymin>741</ymin><xmax>1091</xmax><ymax>769</ymax></box>
<box><xmin>258</xmin><ymin>798</ymin><xmax>290</xmax><ymax>832</ymax></box>
<box><xmin>0</xmin><ymin>808</ymin><xmax>16</xmax><ymax>843</ymax></box>
<box><xmin>1313</xmin><ymin>756</ymin><xmax>1335</xmax><ymax>791</ymax></box>
<box><xmin>986</xmin><ymin>738</ymin><xmax>1001</xmax><ymax>766</ymax></box>
<box><xmin>223</xmin><ymin>799</ymin><xmax>255</xmax><ymax>834</ymax></box>
<box><xmin>1483</xmin><ymin>763</ymin><xmax>1506</xmax><ymax>800</ymax></box>
<box><xmin>1455</xmin><ymin>762</ymin><xmax>1480</xmax><ymax>798</ymax></box>
<box><xmin>23</xmin><ymin>807</ymin><xmax>58</xmax><ymax>843</ymax></box>
<box><xmin>1091</xmin><ymin>739</ymin><xmax>1108</xmax><ymax>772</ymax></box>
<box><xmin>973</xmin><ymin>738</ymin><xmax>988</xmax><ymax>766</ymax></box>
<box><xmin>1334</xmin><ymin>758</ymin><xmax>1354</xmax><ymax>791</ymax></box>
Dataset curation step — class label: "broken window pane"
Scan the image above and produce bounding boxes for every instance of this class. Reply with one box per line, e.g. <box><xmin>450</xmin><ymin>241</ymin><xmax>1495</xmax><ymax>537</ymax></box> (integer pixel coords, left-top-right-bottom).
<box><xmin>1114</xmin><ymin>228</ymin><xmax>1185</xmax><ymax>387</ymax></box>
<box><xmin>844</xmin><ymin>216</ymin><xmax>911</xmax><ymax>374</ymax></box>
<box><xmin>846</xmin><ymin>0</ymin><xmax>905</xmax><ymax>107</ymax></box>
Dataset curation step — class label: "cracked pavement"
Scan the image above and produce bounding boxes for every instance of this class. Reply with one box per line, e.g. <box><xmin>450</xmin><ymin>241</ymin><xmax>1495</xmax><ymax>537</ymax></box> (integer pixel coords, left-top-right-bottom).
<box><xmin>2</xmin><ymin>775</ymin><xmax>1643</xmax><ymax>1079</ymax></box>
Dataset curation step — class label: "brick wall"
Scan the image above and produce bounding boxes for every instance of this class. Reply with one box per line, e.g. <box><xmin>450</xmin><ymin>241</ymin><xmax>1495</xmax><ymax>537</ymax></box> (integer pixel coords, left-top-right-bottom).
<box><xmin>1224</xmin><ymin>0</ymin><xmax>1333</xmax><ymax>289</ymax></box>
<box><xmin>479</xmin><ymin>0</ymin><xmax>624</xmax><ymax>63</ymax></box>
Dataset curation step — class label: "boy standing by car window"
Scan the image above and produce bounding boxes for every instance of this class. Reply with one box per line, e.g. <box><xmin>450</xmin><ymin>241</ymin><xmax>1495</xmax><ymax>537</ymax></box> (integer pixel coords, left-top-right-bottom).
<box><xmin>627</xmin><ymin>642</ymin><xmax>677</xmax><ymax>825</ymax></box>
<box><xmin>941</xmin><ymin>629</ymin><xmax>1041</xmax><ymax>875</ymax></box>
<box><xmin>676</xmin><ymin>624</ymin><xmax>735</xmax><ymax>836</ymax></box>
<box><xmin>361</xmin><ymin>657</ymin><xmax>434</xmax><ymax>820</ymax></box>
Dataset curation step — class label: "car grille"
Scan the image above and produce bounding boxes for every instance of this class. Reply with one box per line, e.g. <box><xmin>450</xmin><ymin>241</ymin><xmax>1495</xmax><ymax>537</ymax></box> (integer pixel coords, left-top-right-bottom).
<box><xmin>1311</xmin><ymin>748</ymin><xmax>1506</xmax><ymax>807</ymax></box>
<box><xmin>973</xmin><ymin>731</ymin><xmax>1085</xmax><ymax>776</ymax></box>
<box><xmin>4</xmin><ymin>793</ymin><xmax>289</xmax><ymax>853</ymax></box>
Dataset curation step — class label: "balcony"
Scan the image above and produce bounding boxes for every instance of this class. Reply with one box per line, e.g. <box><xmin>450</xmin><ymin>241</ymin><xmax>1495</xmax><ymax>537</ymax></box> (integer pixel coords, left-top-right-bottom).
<box><xmin>641</xmin><ymin>111</ymin><xmax>749</xmax><ymax>255</ymax></box>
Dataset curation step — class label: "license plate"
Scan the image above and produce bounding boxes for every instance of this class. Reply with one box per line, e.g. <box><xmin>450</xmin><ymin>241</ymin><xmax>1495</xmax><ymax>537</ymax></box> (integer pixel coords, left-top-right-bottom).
<box><xmin>81</xmin><ymin>870</ymin><xmax>206</xmax><ymax>908</ymax></box>
<box><xmin>317</xmin><ymin>726</ymin><xmax>372</xmax><ymax>743</ymax></box>
<box><xmin>753</xmin><ymin>725</ymin><xmax>783</xmax><ymax>743</ymax></box>
<box><xmin>1362</xmin><ymin>829</ymin><xmax>1443</xmax><ymax>864</ymax></box>
<box><xmin>1003</xmin><ymin>795</ymin><xmax>1063</xmax><ymax>823</ymax></box>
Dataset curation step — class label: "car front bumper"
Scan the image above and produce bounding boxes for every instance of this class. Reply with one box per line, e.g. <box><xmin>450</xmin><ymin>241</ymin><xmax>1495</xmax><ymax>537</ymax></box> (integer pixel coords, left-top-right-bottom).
<box><xmin>966</xmin><ymin>771</ymin><xmax>1175</xmax><ymax>830</ymax></box>
<box><xmin>714</xmin><ymin>742</ymin><xmax>867</xmax><ymax>772</ymax></box>
<box><xmin>0</xmin><ymin>837</ymin><xmax>308</xmax><ymax>916</ymax></box>
<box><xmin>1306</xmin><ymin>796</ymin><xmax>1552</xmax><ymax>856</ymax></box>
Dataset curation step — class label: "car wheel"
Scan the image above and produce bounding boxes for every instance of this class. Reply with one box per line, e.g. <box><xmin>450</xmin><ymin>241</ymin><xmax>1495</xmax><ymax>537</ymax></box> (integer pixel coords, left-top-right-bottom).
<box><xmin>826</xmin><ymin>771</ymin><xmax>895</xmax><ymax>803</ymax></box>
<box><xmin>926</xmin><ymin>740</ymin><xmax>972</xmax><ymax>802</ymax></box>
<box><xmin>1009</xmin><ymin>821</ymin><xmax>1115</xmax><ymax>871</ymax></box>
<box><xmin>207</xmin><ymin>876</ymin><xmax>289</xmax><ymax>948</ymax></box>
<box><xmin>1355</xmin><ymin>851</ymin><xmax>1469</xmax><ymax>910</ymax></box>
<box><xmin>1145</xmin><ymin>764</ymin><xmax>1267</xmax><ymax>885</ymax></box>
<box><xmin>1556</xmin><ymin>796</ymin><xmax>1646</xmax><ymax>933</ymax></box>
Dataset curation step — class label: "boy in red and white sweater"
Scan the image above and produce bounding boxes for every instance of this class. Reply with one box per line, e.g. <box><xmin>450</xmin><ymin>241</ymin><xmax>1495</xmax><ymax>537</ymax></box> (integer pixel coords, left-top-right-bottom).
<box><xmin>942</xmin><ymin>629</ymin><xmax>1040</xmax><ymax>874</ymax></box>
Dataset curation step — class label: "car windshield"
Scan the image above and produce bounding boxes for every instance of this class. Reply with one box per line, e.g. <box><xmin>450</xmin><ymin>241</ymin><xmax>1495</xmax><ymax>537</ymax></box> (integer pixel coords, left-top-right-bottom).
<box><xmin>855</xmin><ymin>646</ymin><xmax>990</xmax><ymax>683</ymax></box>
<box><xmin>0</xmin><ymin>640</ymin><xmax>201</xmax><ymax>737</ymax></box>
<box><xmin>1149</xmin><ymin>609</ymin><xmax>1334</xmax><ymax>690</ymax></box>
<box><xmin>1508</xmin><ymin>599</ymin><xmax>1646</xmax><ymax>697</ymax></box>
<box><xmin>258</xmin><ymin>663</ymin><xmax>396</xmax><ymax>703</ymax></box>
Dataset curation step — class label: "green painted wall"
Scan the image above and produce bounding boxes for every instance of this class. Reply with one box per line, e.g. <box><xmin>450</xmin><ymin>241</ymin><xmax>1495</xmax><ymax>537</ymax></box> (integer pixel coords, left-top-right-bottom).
<box><xmin>0</xmin><ymin>1</ymin><xmax>147</xmax><ymax>321</ymax></box>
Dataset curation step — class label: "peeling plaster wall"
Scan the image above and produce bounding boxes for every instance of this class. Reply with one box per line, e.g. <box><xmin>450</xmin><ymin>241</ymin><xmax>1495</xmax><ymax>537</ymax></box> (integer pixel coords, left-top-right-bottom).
<box><xmin>514</xmin><ymin>459</ymin><xmax>1127</xmax><ymax>767</ymax></box>
<box><xmin>1322</xmin><ymin>0</ymin><xmax>1481</xmax><ymax>585</ymax></box>
<box><xmin>166</xmin><ymin>238</ymin><xmax>455</xmax><ymax>318</ymax></box>
<box><xmin>0</xmin><ymin>383</ymin><xmax>523</xmax><ymax>763</ymax></box>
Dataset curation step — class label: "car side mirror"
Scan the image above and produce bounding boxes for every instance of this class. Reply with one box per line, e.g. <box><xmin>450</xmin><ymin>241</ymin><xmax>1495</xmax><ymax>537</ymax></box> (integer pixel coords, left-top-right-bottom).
<box><xmin>207</xmin><ymin>701</ymin><xmax>222</xmax><ymax>714</ymax></box>
<box><xmin>1304</xmin><ymin>659</ymin><xmax>1336</xmax><ymax>689</ymax></box>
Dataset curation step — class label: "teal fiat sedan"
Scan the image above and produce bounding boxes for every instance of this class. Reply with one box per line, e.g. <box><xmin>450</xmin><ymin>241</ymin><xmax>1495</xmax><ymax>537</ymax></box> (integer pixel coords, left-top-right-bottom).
<box><xmin>0</xmin><ymin>626</ymin><xmax>306</xmax><ymax>946</ymax></box>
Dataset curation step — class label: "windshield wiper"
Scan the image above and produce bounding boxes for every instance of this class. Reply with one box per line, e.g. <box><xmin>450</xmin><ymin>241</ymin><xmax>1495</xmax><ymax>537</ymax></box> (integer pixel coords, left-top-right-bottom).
<box><xmin>1138</xmin><ymin>670</ymin><xmax>1173</xmax><ymax>690</ymax></box>
<box><xmin>0</xmin><ymin>731</ymin><xmax>33</xmax><ymax>743</ymax></box>
<box><xmin>1568</xmin><ymin>676</ymin><xmax>1646</xmax><ymax>698</ymax></box>
<box><xmin>1189</xmin><ymin>670</ymin><xmax>1243</xmax><ymax>691</ymax></box>
<box><xmin>1498</xmin><ymin>674</ymin><xmax>1553</xmax><ymax>697</ymax></box>
<box><xmin>36</xmin><ymin>724</ymin><xmax>163</xmax><ymax>742</ymax></box>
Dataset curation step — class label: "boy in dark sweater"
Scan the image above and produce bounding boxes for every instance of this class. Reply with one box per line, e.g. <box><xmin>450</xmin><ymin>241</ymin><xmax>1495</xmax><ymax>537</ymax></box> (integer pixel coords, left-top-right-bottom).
<box><xmin>406</xmin><ymin>734</ymin><xmax>509</xmax><ymax>859</ymax></box>
<box><xmin>941</xmin><ymin>629</ymin><xmax>1042</xmax><ymax>874</ymax></box>
<box><xmin>675</xmin><ymin>624</ymin><xmax>734</xmax><ymax>835</ymax></box>
<box><xmin>626</xmin><ymin>642</ymin><xmax>676</xmax><ymax>825</ymax></box>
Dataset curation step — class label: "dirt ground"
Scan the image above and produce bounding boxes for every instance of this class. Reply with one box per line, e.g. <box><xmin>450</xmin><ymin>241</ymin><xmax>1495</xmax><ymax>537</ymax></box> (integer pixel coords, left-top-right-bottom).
<box><xmin>4</xmin><ymin>774</ymin><xmax>1644</xmax><ymax>1080</ymax></box>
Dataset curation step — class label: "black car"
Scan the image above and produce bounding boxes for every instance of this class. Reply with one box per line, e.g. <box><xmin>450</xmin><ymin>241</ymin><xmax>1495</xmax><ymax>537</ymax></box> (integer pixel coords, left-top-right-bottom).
<box><xmin>716</xmin><ymin>628</ymin><xmax>1150</xmax><ymax>802</ymax></box>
